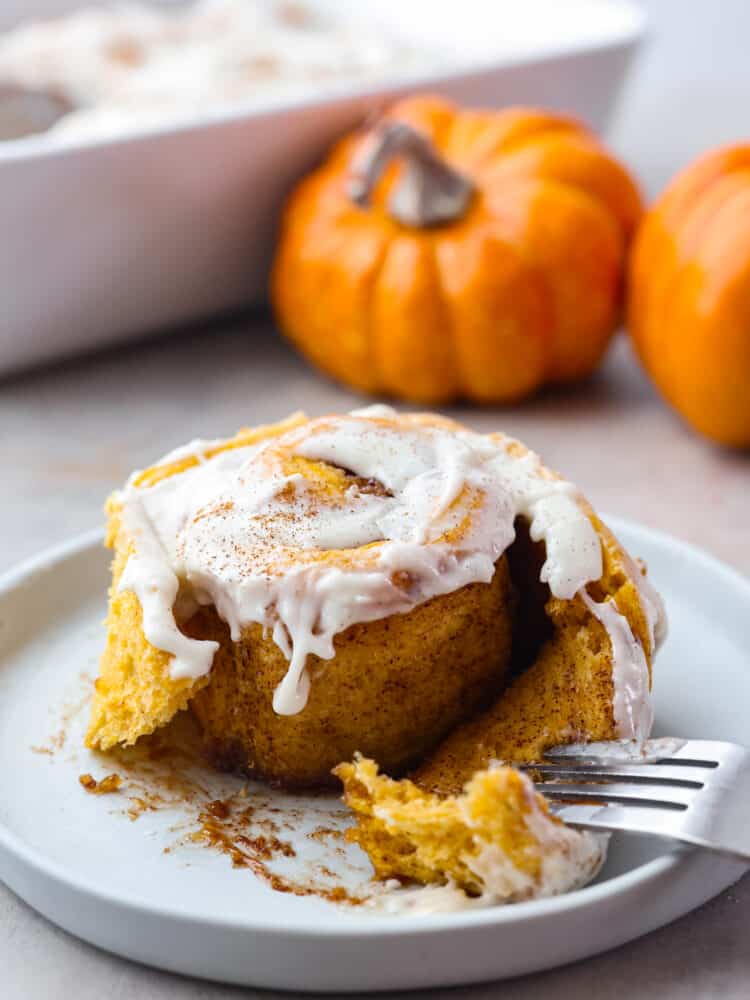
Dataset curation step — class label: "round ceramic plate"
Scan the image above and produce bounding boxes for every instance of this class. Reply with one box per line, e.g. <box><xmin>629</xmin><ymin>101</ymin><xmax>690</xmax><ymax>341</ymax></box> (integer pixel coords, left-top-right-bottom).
<box><xmin>0</xmin><ymin>519</ymin><xmax>748</xmax><ymax>992</ymax></box>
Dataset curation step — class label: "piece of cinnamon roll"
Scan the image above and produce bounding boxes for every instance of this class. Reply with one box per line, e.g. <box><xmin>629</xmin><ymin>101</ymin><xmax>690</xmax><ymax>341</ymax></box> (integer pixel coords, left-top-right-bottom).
<box><xmin>335</xmin><ymin>756</ymin><xmax>606</xmax><ymax>909</ymax></box>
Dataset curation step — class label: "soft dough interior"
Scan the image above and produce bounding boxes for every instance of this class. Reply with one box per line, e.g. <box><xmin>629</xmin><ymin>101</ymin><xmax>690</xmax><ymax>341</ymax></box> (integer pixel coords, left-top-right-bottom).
<box><xmin>335</xmin><ymin>756</ymin><xmax>604</xmax><ymax>901</ymax></box>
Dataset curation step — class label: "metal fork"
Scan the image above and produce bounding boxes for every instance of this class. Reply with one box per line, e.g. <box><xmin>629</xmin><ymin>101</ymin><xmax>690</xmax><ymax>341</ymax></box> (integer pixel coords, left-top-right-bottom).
<box><xmin>528</xmin><ymin>739</ymin><xmax>750</xmax><ymax>861</ymax></box>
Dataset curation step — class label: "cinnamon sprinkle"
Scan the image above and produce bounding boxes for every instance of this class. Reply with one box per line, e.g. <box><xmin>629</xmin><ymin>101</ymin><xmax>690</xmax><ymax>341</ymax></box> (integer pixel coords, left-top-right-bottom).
<box><xmin>188</xmin><ymin>796</ymin><xmax>363</xmax><ymax>903</ymax></box>
<box><xmin>79</xmin><ymin>772</ymin><xmax>122</xmax><ymax>794</ymax></box>
<box><xmin>41</xmin><ymin>677</ymin><xmax>369</xmax><ymax>907</ymax></box>
<box><xmin>102</xmin><ymin>719</ymin><xmax>366</xmax><ymax>905</ymax></box>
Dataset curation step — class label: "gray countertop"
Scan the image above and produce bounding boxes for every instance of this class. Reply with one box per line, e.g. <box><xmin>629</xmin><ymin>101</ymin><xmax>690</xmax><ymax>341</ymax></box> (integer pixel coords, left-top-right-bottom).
<box><xmin>3</xmin><ymin>1</ymin><xmax>750</xmax><ymax>996</ymax></box>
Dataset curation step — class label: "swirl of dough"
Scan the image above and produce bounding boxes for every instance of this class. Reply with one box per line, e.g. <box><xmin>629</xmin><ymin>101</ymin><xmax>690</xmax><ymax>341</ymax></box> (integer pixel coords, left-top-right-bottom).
<box><xmin>117</xmin><ymin>406</ymin><xmax>606</xmax><ymax>716</ymax></box>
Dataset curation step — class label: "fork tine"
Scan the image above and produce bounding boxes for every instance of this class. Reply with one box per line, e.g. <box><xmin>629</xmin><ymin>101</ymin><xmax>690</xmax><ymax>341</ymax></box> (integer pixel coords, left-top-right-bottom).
<box><xmin>534</xmin><ymin>780</ymin><xmax>696</xmax><ymax>808</ymax></box>
<box><xmin>668</xmin><ymin>740</ymin><xmax>729</xmax><ymax>766</ymax></box>
<box><xmin>537</xmin><ymin>740</ymin><xmax>750</xmax><ymax>861</ymax></box>
<box><xmin>529</xmin><ymin>764</ymin><xmax>708</xmax><ymax>786</ymax></box>
<box><xmin>543</xmin><ymin>738</ymin><xmax>687</xmax><ymax>765</ymax></box>
<box><xmin>543</xmin><ymin>738</ymin><xmax>732</xmax><ymax>768</ymax></box>
<box><xmin>551</xmin><ymin>801</ymin><xmax>691</xmax><ymax>841</ymax></box>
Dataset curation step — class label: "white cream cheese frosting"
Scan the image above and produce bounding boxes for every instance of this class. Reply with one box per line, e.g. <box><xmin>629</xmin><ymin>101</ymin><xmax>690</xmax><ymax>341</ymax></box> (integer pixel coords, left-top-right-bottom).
<box><xmin>581</xmin><ymin>591</ymin><xmax>653</xmax><ymax>743</ymax></box>
<box><xmin>115</xmin><ymin>405</ymin><xmax>660</xmax><ymax>733</ymax></box>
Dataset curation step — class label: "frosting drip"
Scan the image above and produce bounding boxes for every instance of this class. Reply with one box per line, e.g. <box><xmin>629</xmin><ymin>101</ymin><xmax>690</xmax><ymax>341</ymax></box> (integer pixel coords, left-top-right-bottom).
<box><xmin>115</xmin><ymin>406</ymin><xmax>651</xmax><ymax>722</ymax></box>
<box><xmin>581</xmin><ymin>591</ymin><xmax>654</xmax><ymax>743</ymax></box>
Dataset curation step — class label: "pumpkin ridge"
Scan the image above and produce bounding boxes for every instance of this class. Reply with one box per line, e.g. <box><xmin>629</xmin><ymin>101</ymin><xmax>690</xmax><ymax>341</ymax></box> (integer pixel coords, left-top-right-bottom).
<box><xmin>483</xmin><ymin>169</ymin><xmax>628</xmax><ymax>254</ymax></box>
<box><xmin>353</xmin><ymin>221</ymin><xmax>393</xmax><ymax>396</ymax></box>
<box><xmin>272</xmin><ymin>169</ymin><xmax>392</xmax><ymax>393</ymax></box>
<box><xmin>478</xmin><ymin>132</ymin><xmax>641</xmax><ymax>242</ymax></box>
<box><xmin>693</xmin><ymin>188</ymin><xmax>750</xmax><ymax>302</ymax></box>
<box><xmin>483</xmin><ymin>176</ymin><xmax>624</xmax><ymax>382</ymax></box>
<box><xmin>653</xmin><ymin>264</ymin><xmax>750</xmax><ymax>444</ymax></box>
<box><xmin>430</xmin><ymin>233</ymin><xmax>468</xmax><ymax>398</ymax></box>
<box><xmin>497</xmin><ymin>123</ymin><xmax>584</xmax><ymax>156</ymax></box>
<box><xmin>434</xmin><ymin>219</ymin><xmax>552</xmax><ymax>400</ymax></box>
<box><xmin>639</xmin><ymin>171</ymin><xmax>750</xmax><ymax>386</ymax></box>
<box><xmin>646</xmin><ymin>182</ymin><xmax>750</xmax><ymax>405</ymax></box>
<box><xmin>370</xmin><ymin>233</ymin><xmax>460</xmax><ymax>401</ymax></box>
<box><xmin>627</xmin><ymin>142</ymin><xmax>750</xmax><ymax>446</ymax></box>
<box><xmin>658</xmin><ymin>145</ymin><xmax>750</xmax><ymax>229</ymax></box>
<box><xmin>446</xmin><ymin>111</ymin><xmax>580</xmax><ymax>175</ymax></box>
<box><xmin>480</xmin><ymin>221</ymin><xmax>557</xmax><ymax>386</ymax></box>
<box><xmin>536</xmin><ymin>173</ymin><xmax>628</xmax><ymax>251</ymax></box>
<box><xmin>472</xmin><ymin>125</ymin><xmax>581</xmax><ymax>172</ymax></box>
<box><xmin>671</xmin><ymin>169</ymin><xmax>750</xmax><ymax>255</ymax></box>
<box><xmin>426</xmin><ymin>235</ymin><xmax>464</xmax><ymax>399</ymax></box>
<box><xmin>628</xmin><ymin>148</ymin><xmax>750</xmax><ymax>336</ymax></box>
<box><xmin>463</xmin><ymin>126</ymin><xmax>580</xmax><ymax>176</ymax></box>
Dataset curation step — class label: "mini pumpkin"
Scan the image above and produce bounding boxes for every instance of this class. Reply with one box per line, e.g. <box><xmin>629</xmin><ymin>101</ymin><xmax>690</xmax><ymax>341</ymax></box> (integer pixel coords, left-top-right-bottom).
<box><xmin>271</xmin><ymin>95</ymin><xmax>642</xmax><ymax>404</ymax></box>
<box><xmin>629</xmin><ymin>145</ymin><xmax>750</xmax><ymax>447</ymax></box>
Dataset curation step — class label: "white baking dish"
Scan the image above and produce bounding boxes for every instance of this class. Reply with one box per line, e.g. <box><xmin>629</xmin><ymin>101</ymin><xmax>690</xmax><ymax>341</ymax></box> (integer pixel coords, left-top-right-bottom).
<box><xmin>0</xmin><ymin>0</ymin><xmax>645</xmax><ymax>375</ymax></box>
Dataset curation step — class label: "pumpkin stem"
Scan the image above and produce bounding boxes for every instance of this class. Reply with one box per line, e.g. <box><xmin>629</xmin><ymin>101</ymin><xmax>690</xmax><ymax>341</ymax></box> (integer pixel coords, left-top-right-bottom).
<box><xmin>348</xmin><ymin>121</ymin><xmax>474</xmax><ymax>227</ymax></box>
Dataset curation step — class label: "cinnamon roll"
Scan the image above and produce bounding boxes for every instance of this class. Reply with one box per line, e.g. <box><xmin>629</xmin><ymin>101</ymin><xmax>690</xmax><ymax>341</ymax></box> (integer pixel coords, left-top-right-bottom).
<box><xmin>87</xmin><ymin>405</ymin><xmax>665</xmax><ymax>795</ymax></box>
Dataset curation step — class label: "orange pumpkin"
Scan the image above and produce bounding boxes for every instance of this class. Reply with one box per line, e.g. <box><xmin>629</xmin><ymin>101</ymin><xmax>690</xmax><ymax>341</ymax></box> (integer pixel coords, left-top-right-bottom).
<box><xmin>271</xmin><ymin>95</ymin><xmax>642</xmax><ymax>404</ymax></box>
<box><xmin>629</xmin><ymin>145</ymin><xmax>750</xmax><ymax>447</ymax></box>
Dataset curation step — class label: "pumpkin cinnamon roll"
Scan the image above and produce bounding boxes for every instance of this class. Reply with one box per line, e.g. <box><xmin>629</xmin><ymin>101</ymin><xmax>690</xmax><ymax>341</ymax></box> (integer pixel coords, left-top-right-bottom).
<box><xmin>87</xmin><ymin>406</ymin><xmax>665</xmax><ymax>793</ymax></box>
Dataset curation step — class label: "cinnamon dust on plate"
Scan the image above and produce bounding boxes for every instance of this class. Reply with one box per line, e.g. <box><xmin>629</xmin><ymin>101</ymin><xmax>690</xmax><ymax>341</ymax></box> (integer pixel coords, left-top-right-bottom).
<box><xmin>36</xmin><ymin>676</ymin><xmax>367</xmax><ymax>906</ymax></box>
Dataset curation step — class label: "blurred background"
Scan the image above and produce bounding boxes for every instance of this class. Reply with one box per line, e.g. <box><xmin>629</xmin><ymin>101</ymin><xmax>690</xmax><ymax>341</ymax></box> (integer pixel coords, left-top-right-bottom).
<box><xmin>612</xmin><ymin>0</ymin><xmax>750</xmax><ymax>194</ymax></box>
<box><xmin>3</xmin><ymin>0</ymin><xmax>750</xmax><ymax>190</ymax></box>
<box><xmin>1</xmin><ymin>0</ymin><xmax>748</xmax><ymax>565</ymax></box>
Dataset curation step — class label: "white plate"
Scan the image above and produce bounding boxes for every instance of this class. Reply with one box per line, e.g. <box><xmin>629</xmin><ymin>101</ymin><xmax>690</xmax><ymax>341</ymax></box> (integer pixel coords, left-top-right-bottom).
<box><xmin>0</xmin><ymin>517</ymin><xmax>748</xmax><ymax>993</ymax></box>
<box><xmin>0</xmin><ymin>0</ymin><xmax>644</xmax><ymax>374</ymax></box>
